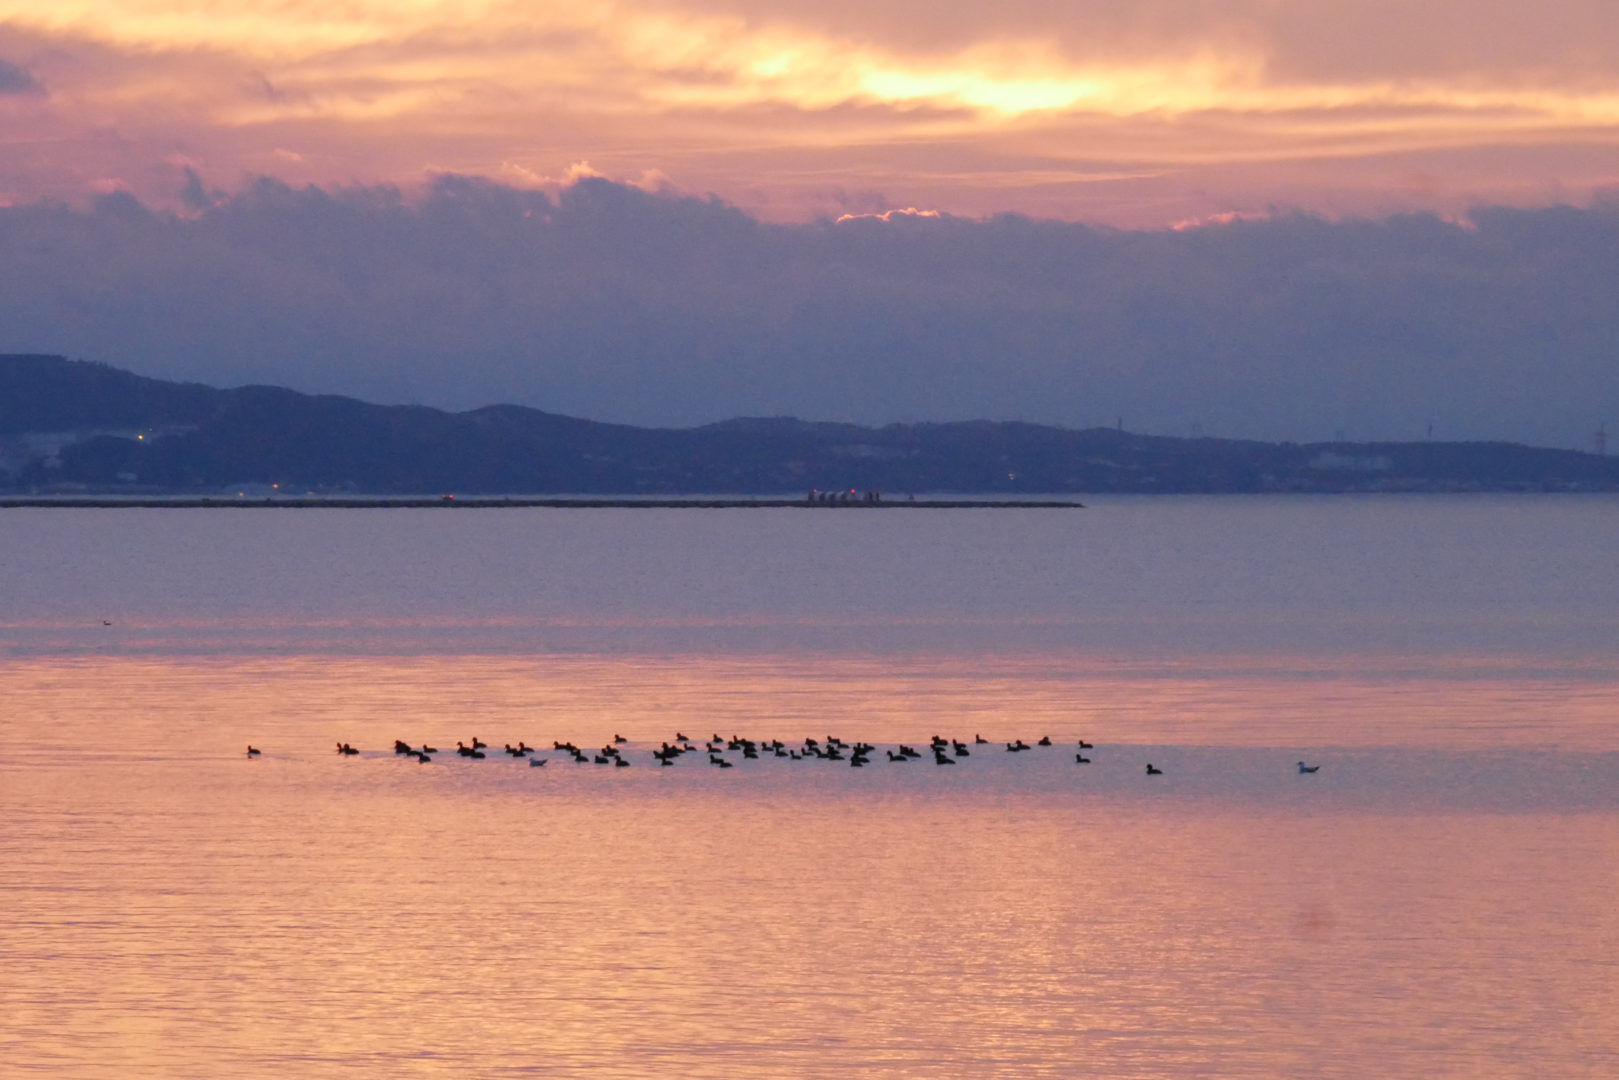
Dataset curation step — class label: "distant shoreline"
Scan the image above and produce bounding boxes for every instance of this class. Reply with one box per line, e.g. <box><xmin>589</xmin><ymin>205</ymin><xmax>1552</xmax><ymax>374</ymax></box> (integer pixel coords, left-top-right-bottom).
<box><xmin>0</xmin><ymin>496</ymin><xmax>1084</xmax><ymax>510</ymax></box>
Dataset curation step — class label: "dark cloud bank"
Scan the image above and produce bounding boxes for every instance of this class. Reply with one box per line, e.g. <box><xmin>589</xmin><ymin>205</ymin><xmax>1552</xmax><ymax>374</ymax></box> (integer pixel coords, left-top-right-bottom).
<box><xmin>1</xmin><ymin>174</ymin><xmax>1615</xmax><ymax>446</ymax></box>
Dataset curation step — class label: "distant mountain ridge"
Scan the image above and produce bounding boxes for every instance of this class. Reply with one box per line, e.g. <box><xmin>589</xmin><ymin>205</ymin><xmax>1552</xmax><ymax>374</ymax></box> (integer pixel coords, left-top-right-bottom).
<box><xmin>3</xmin><ymin>354</ymin><xmax>1616</xmax><ymax>494</ymax></box>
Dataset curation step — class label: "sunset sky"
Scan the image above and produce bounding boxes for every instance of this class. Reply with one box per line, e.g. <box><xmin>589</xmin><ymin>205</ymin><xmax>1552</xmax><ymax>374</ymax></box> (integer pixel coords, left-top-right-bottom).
<box><xmin>4</xmin><ymin>0</ymin><xmax>1617</xmax><ymax>223</ymax></box>
<box><xmin>1</xmin><ymin>2</ymin><xmax>1617</xmax><ymax>443</ymax></box>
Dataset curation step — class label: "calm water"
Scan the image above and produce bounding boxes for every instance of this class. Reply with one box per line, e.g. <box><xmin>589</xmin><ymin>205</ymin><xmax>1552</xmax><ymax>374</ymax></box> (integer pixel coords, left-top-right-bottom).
<box><xmin>3</xmin><ymin>497</ymin><xmax>1618</xmax><ymax>1077</ymax></box>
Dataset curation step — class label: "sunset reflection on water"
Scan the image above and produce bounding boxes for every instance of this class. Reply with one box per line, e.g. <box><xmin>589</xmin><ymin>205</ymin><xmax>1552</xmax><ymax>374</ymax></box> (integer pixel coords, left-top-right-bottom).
<box><xmin>5</xmin><ymin>500</ymin><xmax>1619</xmax><ymax>1076</ymax></box>
<box><xmin>4</xmin><ymin>650</ymin><xmax>1618</xmax><ymax>1078</ymax></box>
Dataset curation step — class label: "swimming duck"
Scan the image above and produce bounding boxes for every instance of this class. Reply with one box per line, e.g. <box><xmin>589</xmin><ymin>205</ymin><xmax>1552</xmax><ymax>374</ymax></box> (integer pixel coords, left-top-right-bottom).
<box><xmin>1297</xmin><ymin>761</ymin><xmax>1320</xmax><ymax>774</ymax></box>
<box><xmin>1145</xmin><ymin>763</ymin><xmax>1162</xmax><ymax>775</ymax></box>
<box><xmin>246</xmin><ymin>745</ymin><xmax>261</xmax><ymax>756</ymax></box>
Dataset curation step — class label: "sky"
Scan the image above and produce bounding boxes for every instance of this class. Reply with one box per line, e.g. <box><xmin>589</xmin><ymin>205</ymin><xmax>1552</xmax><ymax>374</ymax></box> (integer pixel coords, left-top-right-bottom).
<box><xmin>3</xmin><ymin>0</ymin><xmax>1618</xmax><ymax>223</ymax></box>
<box><xmin>1</xmin><ymin>1</ymin><xmax>1616</xmax><ymax>444</ymax></box>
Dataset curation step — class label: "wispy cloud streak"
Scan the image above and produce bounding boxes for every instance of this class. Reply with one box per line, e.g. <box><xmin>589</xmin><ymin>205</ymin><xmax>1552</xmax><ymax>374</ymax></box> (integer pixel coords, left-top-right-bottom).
<box><xmin>0</xmin><ymin>0</ymin><xmax>1614</xmax><ymax>220</ymax></box>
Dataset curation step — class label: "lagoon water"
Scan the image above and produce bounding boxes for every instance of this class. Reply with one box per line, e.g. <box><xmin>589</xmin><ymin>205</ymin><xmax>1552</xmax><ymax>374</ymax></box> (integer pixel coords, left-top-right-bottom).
<box><xmin>3</xmin><ymin>496</ymin><xmax>1618</xmax><ymax>1077</ymax></box>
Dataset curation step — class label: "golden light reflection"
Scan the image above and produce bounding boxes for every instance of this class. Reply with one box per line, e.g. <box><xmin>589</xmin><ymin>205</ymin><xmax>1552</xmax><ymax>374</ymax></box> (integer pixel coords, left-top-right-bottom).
<box><xmin>6</xmin><ymin>645</ymin><xmax>1619</xmax><ymax>1076</ymax></box>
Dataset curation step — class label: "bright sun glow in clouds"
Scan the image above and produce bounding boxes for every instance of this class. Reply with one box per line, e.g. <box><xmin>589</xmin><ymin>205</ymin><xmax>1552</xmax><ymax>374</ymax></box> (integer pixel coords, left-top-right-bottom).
<box><xmin>0</xmin><ymin>0</ymin><xmax>1616</xmax><ymax>222</ymax></box>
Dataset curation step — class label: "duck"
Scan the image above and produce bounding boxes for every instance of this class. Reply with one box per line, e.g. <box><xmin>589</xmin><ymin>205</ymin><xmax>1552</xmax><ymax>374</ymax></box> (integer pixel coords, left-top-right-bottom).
<box><xmin>246</xmin><ymin>745</ymin><xmax>261</xmax><ymax>756</ymax></box>
<box><xmin>1297</xmin><ymin>761</ymin><xmax>1320</xmax><ymax>774</ymax></box>
<box><xmin>1076</xmin><ymin>740</ymin><xmax>1093</xmax><ymax>750</ymax></box>
<box><xmin>1145</xmin><ymin>763</ymin><xmax>1162</xmax><ymax>775</ymax></box>
<box><xmin>1074</xmin><ymin>754</ymin><xmax>1090</xmax><ymax>764</ymax></box>
<box><xmin>1037</xmin><ymin>736</ymin><xmax>1052</xmax><ymax>746</ymax></box>
<box><xmin>529</xmin><ymin>757</ymin><xmax>547</xmax><ymax>767</ymax></box>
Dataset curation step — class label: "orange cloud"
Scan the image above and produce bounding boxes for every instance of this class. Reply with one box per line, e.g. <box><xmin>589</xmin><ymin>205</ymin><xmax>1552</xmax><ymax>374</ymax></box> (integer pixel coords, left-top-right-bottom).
<box><xmin>0</xmin><ymin>0</ymin><xmax>1614</xmax><ymax>223</ymax></box>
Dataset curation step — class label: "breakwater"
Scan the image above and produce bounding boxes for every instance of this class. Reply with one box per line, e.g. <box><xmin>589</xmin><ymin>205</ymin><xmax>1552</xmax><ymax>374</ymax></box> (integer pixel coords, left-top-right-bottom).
<box><xmin>0</xmin><ymin>496</ymin><xmax>1083</xmax><ymax>509</ymax></box>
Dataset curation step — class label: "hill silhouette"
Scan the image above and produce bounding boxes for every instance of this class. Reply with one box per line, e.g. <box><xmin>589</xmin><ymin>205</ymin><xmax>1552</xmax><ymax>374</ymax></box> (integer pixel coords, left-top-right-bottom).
<box><xmin>2</xmin><ymin>355</ymin><xmax>1615</xmax><ymax>494</ymax></box>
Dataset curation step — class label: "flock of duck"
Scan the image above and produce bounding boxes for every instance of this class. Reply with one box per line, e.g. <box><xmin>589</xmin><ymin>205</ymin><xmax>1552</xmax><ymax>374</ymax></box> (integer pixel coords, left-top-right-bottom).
<box><xmin>246</xmin><ymin>736</ymin><xmax>1323</xmax><ymax>775</ymax></box>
